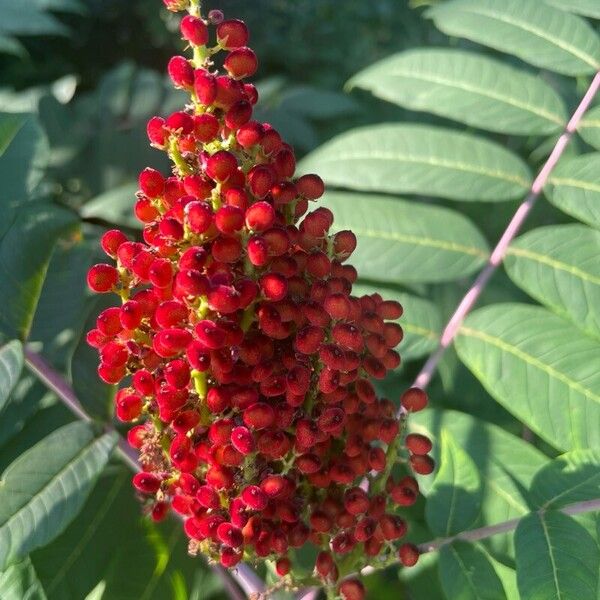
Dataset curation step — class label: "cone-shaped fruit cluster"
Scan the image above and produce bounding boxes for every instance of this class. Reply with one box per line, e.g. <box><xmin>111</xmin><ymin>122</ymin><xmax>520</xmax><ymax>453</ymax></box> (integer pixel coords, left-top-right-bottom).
<box><xmin>86</xmin><ymin>1</ymin><xmax>433</xmax><ymax>595</ymax></box>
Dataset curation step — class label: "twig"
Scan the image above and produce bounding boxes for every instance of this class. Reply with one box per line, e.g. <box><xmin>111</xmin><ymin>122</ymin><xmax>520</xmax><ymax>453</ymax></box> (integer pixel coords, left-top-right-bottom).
<box><xmin>412</xmin><ymin>70</ymin><xmax>600</xmax><ymax>391</ymax></box>
<box><xmin>24</xmin><ymin>348</ymin><xmax>257</xmax><ymax>600</ymax></box>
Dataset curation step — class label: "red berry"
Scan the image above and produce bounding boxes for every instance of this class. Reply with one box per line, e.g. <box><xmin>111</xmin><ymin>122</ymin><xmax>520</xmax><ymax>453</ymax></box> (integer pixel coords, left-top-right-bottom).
<box><xmin>133</xmin><ymin>472</ymin><xmax>161</xmax><ymax>494</ymax></box>
<box><xmin>225</xmin><ymin>100</ymin><xmax>252</xmax><ymax>130</ymax></box>
<box><xmin>180</xmin><ymin>15</ymin><xmax>208</xmax><ymax>46</ymax></box>
<box><xmin>260</xmin><ymin>273</ymin><xmax>287</xmax><ymax>301</ymax></box>
<box><xmin>406</xmin><ymin>433</ymin><xmax>432</xmax><ymax>455</ymax></box>
<box><xmin>220</xmin><ymin>547</ymin><xmax>242</xmax><ymax>568</ymax></box>
<box><xmin>87</xmin><ymin>264</ymin><xmax>119</xmax><ymax>293</ymax></box>
<box><xmin>296</xmin><ymin>174</ymin><xmax>324</xmax><ymax>200</ymax></box>
<box><xmin>193</xmin><ymin>113</ymin><xmax>219</xmax><ymax>142</ymax></box>
<box><xmin>241</xmin><ymin>485</ymin><xmax>268</xmax><ymax>510</ymax></box>
<box><xmin>315</xmin><ymin>551</ymin><xmax>336</xmax><ymax>578</ymax></box>
<box><xmin>168</xmin><ymin>56</ymin><xmax>194</xmax><ymax>89</ymax></box>
<box><xmin>215</xmin><ymin>205</ymin><xmax>244</xmax><ymax>234</ymax></box>
<box><xmin>243</xmin><ymin>402</ymin><xmax>275</xmax><ymax>430</ymax></box>
<box><xmin>339</xmin><ymin>579</ymin><xmax>365</xmax><ymax>600</ymax></box>
<box><xmin>194</xmin><ymin>70</ymin><xmax>217</xmax><ymax>105</ymax></box>
<box><xmin>275</xmin><ymin>557</ymin><xmax>291</xmax><ymax>577</ymax></box>
<box><xmin>101</xmin><ymin>229</ymin><xmax>128</xmax><ymax>257</ymax></box>
<box><xmin>344</xmin><ymin>487</ymin><xmax>370</xmax><ymax>515</ymax></box>
<box><xmin>206</xmin><ymin>150</ymin><xmax>238</xmax><ymax>183</ymax></box>
<box><xmin>139</xmin><ymin>168</ymin><xmax>165</xmax><ymax>198</ymax></box>
<box><xmin>120</xmin><ymin>300</ymin><xmax>143</xmax><ymax>330</ymax></box>
<box><xmin>399</xmin><ymin>543</ymin><xmax>420</xmax><ymax>567</ymax></box>
<box><xmin>217</xmin><ymin>522</ymin><xmax>243</xmax><ymax>547</ymax></box>
<box><xmin>224</xmin><ymin>48</ymin><xmax>258</xmax><ymax>79</ymax></box>
<box><xmin>217</xmin><ymin>19</ymin><xmax>249</xmax><ymax>49</ymax></box>
<box><xmin>115</xmin><ymin>391</ymin><xmax>143</xmax><ymax>422</ymax></box>
<box><xmin>186</xmin><ymin>201</ymin><xmax>213</xmax><ymax>234</ymax></box>
<box><xmin>410</xmin><ymin>454</ymin><xmax>435</xmax><ymax>475</ymax></box>
<box><xmin>236</xmin><ymin>121</ymin><xmax>263</xmax><ymax>148</ymax></box>
<box><xmin>401</xmin><ymin>387</ymin><xmax>428</xmax><ymax>412</ymax></box>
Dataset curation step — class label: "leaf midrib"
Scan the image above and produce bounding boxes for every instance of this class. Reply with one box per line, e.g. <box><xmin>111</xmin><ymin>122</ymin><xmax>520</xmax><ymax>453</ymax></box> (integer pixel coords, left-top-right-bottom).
<box><xmin>451</xmin><ymin>545</ymin><xmax>487</xmax><ymax>599</ymax></box>
<box><xmin>402</xmin><ymin>322</ymin><xmax>439</xmax><ymax>341</ymax></box>
<box><xmin>540</xmin><ymin>515</ymin><xmax>564</xmax><ymax>599</ymax></box>
<box><xmin>548</xmin><ymin>175</ymin><xmax>600</xmax><ymax>195</ymax></box>
<box><xmin>330</xmin><ymin>223</ymin><xmax>489</xmax><ymax>258</ymax></box>
<box><xmin>382</xmin><ymin>66</ymin><xmax>564</xmax><ymax>125</ymax></box>
<box><xmin>319</xmin><ymin>151</ymin><xmax>530</xmax><ymax>188</ymax></box>
<box><xmin>507</xmin><ymin>245</ymin><xmax>600</xmax><ymax>286</ymax></box>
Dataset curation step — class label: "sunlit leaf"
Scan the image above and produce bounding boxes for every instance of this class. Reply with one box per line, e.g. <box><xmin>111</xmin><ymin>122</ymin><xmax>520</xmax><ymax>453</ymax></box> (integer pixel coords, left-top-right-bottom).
<box><xmin>427</xmin><ymin>0</ymin><xmax>600</xmax><ymax>76</ymax></box>
<box><xmin>301</xmin><ymin>125</ymin><xmax>531</xmax><ymax>201</ymax></box>
<box><xmin>349</xmin><ymin>49</ymin><xmax>566</xmax><ymax>134</ymax></box>
<box><xmin>545</xmin><ymin>153</ymin><xmax>600</xmax><ymax>229</ymax></box>
<box><xmin>323</xmin><ymin>192</ymin><xmax>489</xmax><ymax>283</ymax></box>
<box><xmin>505</xmin><ymin>224</ymin><xmax>600</xmax><ymax>339</ymax></box>
<box><xmin>456</xmin><ymin>304</ymin><xmax>600</xmax><ymax>451</ymax></box>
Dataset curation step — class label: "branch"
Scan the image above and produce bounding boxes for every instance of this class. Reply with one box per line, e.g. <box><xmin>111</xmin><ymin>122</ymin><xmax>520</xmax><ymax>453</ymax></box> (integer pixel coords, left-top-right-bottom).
<box><xmin>412</xmin><ymin>70</ymin><xmax>600</xmax><ymax>391</ymax></box>
<box><xmin>23</xmin><ymin>348</ymin><xmax>261</xmax><ymax>600</ymax></box>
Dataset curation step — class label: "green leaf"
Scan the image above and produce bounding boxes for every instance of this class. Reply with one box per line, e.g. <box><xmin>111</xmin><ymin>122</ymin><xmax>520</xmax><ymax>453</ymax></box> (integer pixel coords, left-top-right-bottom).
<box><xmin>28</xmin><ymin>238</ymin><xmax>98</xmax><ymax>369</ymax></box>
<box><xmin>0</xmin><ymin>341</ymin><xmax>23</xmax><ymax>413</ymax></box>
<box><xmin>0</xmin><ymin>556</ymin><xmax>46</xmax><ymax>600</ymax></box>
<box><xmin>456</xmin><ymin>304</ymin><xmax>600</xmax><ymax>451</ymax></box>
<box><xmin>515</xmin><ymin>512</ymin><xmax>600</xmax><ymax>600</ymax></box>
<box><xmin>30</xmin><ymin>467</ymin><xmax>226</xmax><ymax>600</ymax></box>
<box><xmin>0</xmin><ymin>204</ymin><xmax>78</xmax><ymax>341</ymax></box>
<box><xmin>0</xmin><ymin>3</ymin><xmax>68</xmax><ymax>37</ymax></box>
<box><xmin>0</xmin><ymin>113</ymin><xmax>49</xmax><ymax>206</ymax></box>
<box><xmin>425</xmin><ymin>430</ymin><xmax>482</xmax><ymax>536</ymax></box>
<box><xmin>323</xmin><ymin>192</ymin><xmax>489</xmax><ymax>283</ymax></box>
<box><xmin>579</xmin><ymin>106</ymin><xmax>600</xmax><ymax>151</ymax></box>
<box><xmin>280</xmin><ymin>86</ymin><xmax>359</xmax><ymax>119</ymax></box>
<box><xmin>439</xmin><ymin>542</ymin><xmax>507</xmax><ymax>600</ymax></box>
<box><xmin>0</xmin><ymin>376</ymin><xmax>52</xmax><ymax>453</ymax></box>
<box><xmin>544</xmin><ymin>0</ymin><xmax>600</xmax><ymax>19</ymax></box>
<box><xmin>505</xmin><ymin>225</ymin><xmax>600</xmax><ymax>339</ymax></box>
<box><xmin>529</xmin><ymin>449</ymin><xmax>600</xmax><ymax>509</ymax></box>
<box><xmin>300</xmin><ymin>124</ymin><xmax>531</xmax><ymax>202</ymax></box>
<box><xmin>80</xmin><ymin>183</ymin><xmax>140</xmax><ymax>229</ymax></box>
<box><xmin>30</xmin><ymin>0</ymin><xmax>85</xmax><ymax>14</ymax></box>
<box><xmin>545</xmin><ymin>153</ymin><xmax>600</xmax><ymax>229</ymax></box>
<box><xmin>352</xmin><ymin>282</ymin><xmax>442</xmax><ymax>361</ymax></box>
<box><xmin>349</xmin><ymin>49</ymin><xmax>566</xmax><ymax>135</ymax></box>
<box><xmin>0</xmin><ymin>422</ymin><xmax>117</xmax><ymax>570</ymax></box>
<box><xmin>413</xmin><ymin>409</ymin><xmax>548</xmax><ymax>545</ymax></box>
<box><xmin>68</xmin><ymin>296</ymin><xmax>117</xmax><ymax>420</ymax></box>
<box><xmin>426</xmin><ymin>0</ymin><xmax>600</xmax><ymax>76</ymax></box>
<box><xmin>0</xmin><ymin>35</ymin><xmax>24</xmax><ymax>56</ymax></box>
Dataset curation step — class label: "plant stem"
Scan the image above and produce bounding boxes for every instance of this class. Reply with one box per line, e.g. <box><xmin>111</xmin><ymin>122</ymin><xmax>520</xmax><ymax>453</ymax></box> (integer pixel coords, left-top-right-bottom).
<box><xmin>23</xmin><ymin>348</ymin><xmax>257</xmax><ymax>600</ymax></box>
<box><xmin>411</xmin><ymin>70</ymin><xmax>600</xmax><ymax>392</ymax></box>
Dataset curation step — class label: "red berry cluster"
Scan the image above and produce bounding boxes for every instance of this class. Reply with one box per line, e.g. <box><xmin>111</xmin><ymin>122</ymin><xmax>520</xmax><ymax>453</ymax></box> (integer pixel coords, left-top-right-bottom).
<box><xmin>86</xmin><ymin>1</ymin><xmax>433</xmax><ymax>596</ymax></box>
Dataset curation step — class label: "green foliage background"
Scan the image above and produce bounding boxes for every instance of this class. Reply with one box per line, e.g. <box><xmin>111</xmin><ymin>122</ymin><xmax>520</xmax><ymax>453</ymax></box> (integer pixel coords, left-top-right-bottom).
<box><xmin>0</xmin><ymin>1</ymin><xmax>599</xmax><ymax>599</ymax></box>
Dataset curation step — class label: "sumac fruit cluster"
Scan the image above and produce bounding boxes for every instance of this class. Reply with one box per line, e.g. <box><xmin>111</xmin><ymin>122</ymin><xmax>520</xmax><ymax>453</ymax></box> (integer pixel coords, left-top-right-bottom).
<box><xmin>86</xmin><ymin>1</ymin><xmax>433</xmax><ymax>596</ymax></box>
